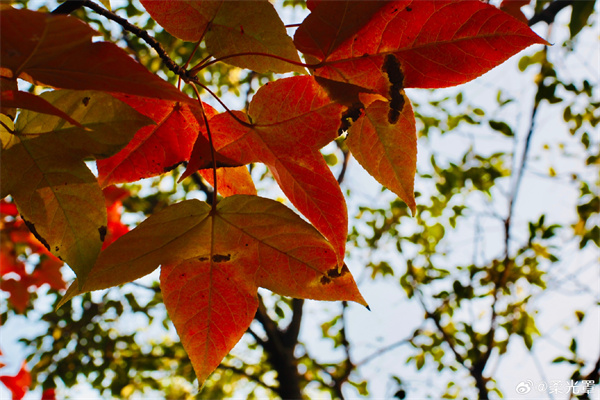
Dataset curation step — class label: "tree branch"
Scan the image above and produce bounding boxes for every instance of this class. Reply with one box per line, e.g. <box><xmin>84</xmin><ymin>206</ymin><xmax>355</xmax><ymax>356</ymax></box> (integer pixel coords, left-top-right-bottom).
<box><xmin>51</xmin><ymin>0</ymin><xmax>84</xmax><ymax>15</ymax></box>
<box><xmin>529</xmin><ymin>0</ymin><xmax>573</xmax><ymax>27</ymax></box>
<box><xmin>78</xmin><ymin>0</ymin><xmax>189</xmax><ymax>78</ymax></box>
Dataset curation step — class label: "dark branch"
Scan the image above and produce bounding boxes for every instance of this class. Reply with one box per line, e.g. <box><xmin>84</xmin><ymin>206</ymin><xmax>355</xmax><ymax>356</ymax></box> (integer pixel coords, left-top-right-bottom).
<box><xmin>51</xmin><ymin>0</ymin><xmax>84</xmax><ymax>14</ymax></box>
<box><xmin>529</xmin><ymin>0</ymin><xmax>573</xmax><ymax>26</ymax></box>
<box><xmin>79</xmin><ymin>0</ymin><xmax>189</xmax><ymax>78</ymax></box>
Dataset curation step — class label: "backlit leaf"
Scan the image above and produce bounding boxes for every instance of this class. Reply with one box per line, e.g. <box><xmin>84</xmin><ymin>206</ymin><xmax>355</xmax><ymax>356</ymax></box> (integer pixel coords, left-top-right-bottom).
<box><xmin>1</xmin><ymin>90</ymin><xmax>82</xmax><ymax>127</ymax></box>
<box><xmin>1</xmin><ymin>90</ymin><xmax>153</xmax><ymax>283</ymax></box>
<box><xmin>203</xmin><ymin>76</ymin><xmax>348</xmax><ymax>262</ymax></box>
<box><xmin>295</xmin><ymin>0</ymin><xmax>546</xmax><ymax>93</ymax></box>
<box><xmin>141</xmin><ymin>0</ymin><xmax>304</xmax><ymax>73</ymax></box>
<box><xmin>97</xmin><ymin>95</ymin><xmax>215</xmax><ymax>187</ymax></box>
<box><xmin>199</xmin><ymin>167</ymin><xmax>257</xmax><ymax>197</ymax></box>
<box><xmin>347</xmin><ymin>94</ymin><xmax>417</xmax><ymax>213</ymax></box>
<box><xmin>0</xmin><ymin>8</ymin><xmax>189</xmax><ymax>102</ymax></box>
<box><xmin>61</xmin><ymin>195</ymin><xmax>365</xmax><ymax>384</ymax></box>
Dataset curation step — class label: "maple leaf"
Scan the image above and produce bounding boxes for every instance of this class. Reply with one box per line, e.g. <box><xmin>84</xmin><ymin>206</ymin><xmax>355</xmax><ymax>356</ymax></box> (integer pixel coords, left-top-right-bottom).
<box><xmin>97</xmin><ymin>95</ymin><xmax>218</xmax><ymax>187</ymax></box>
<box><xmin>295</xmin><ymin>0</ymin><xmax>546</xmax><ymax>94</ymax></box>
<box><xmin>0</xmin><ymin>91</ymin><xmax>153</xmax><ymax>284</ymax></box>
<box><xmin>140</xmin><ymin>0</ymin><xmax>304</xmax><ymax>74</ymax></box>
<box><xmin>0</xmin><ymin>8</ymin><xmax>189</xmax><ymax>103</ymax></box>
<box><xmin>0</xmin><ymin>361</ymin><xmax>31</xmax><ymax>400</ymax></box>
<box><xmin>199</xmin><ymin>167</ymin><xmax>257</xmax><ymax>197</ymax></box>
<box><xmin>193</xmin><ymin>76</ymin><xmax>348</xmax><ymax>262</ymax></box>
<box><xmin>59</xmin><ymin>195</ymin><xmax>366</xmax><ymax>385</ymax></box>
<box><xmin>346</xmin><ymin>93</ymin><xmax>417</xmax><ymax>213</ymax></box>
<box><xmin>1</xmin><ymin>90</ymin><xmax>82</xmax><ymax>127</ymax></box>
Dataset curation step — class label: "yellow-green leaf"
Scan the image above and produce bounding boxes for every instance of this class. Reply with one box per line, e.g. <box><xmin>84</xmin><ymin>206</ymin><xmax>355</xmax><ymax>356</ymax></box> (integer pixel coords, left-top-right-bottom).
<box><xmin>1</xmin><ymin>90</ymin><xmax>153</xmax><ymax>283</ymax></box>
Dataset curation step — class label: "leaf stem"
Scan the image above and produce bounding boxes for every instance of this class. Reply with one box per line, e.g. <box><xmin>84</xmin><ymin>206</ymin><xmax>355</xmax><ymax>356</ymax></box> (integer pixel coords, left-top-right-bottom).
<box><xmin>79</xmin><ymin>0</ymin><xmax>190</xmax><ymax>79</ymax></box>
<box><xmin>199</xmin><ymin>52</ymin><xmax>314</xmax><ymax>70</ymax></box>
<box><xmin>190</xmin><ymin>83</ymin><xmax>218</xmax><ymax>208</ymax></box>
<box><xmin>178</xmin><ymin>40</ymin><xmax>202</xmax><ymax>90</ymax></box>
<box><xmin>193</xmin><ymin>82</ymin><xmax>253</xmax><ymax>128</ymax></box>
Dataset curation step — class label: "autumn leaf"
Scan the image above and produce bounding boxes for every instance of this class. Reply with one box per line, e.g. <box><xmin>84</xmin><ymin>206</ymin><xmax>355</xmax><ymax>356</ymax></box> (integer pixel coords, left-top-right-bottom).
<box><xmin>0</xmin><ymin>91</ymin><xmax>153</xmax><ymax>284</ymax></box>
<box><xmin>60</xmin><ymin>195</ymin><xmax>366</xmax><ymax>385</ymax></box>
<box><xmin>199</xmin><ymin>167</ymin><xmax>257</xmax><ymax>197</ymax></box>
<box><xmin>198</xmin><ymin>76</ymin><xmax>349</xmax><ymax>262</ymax></box>
<box><xmin>0</xmin><ymin>361</ymin><xmax>31</xmax><ymax>400</ymax></box>
<box><xmin>295</xmin><ymin>0</ymin><xmax>546</xmax><ymax>93</ymax></box>
<box><xmin>0</xmin><ymin>8</ymin><xmax>189</xmax><ymax>103</ymax></box>
<box><xmin>102</xmin><ymin>186</ymin><xmax>130</xmax><ymax>249</ymax></box>
<box><xmin>1</xmin><ymin>90</ymin><xmax>82</xmax><ymax>127</ymax></box>
<box><xmin>346</xmin><ymin>93</ymin><xmax>417</xmax><ymax>213</ymax></box>
<box><xmin>141</xmin><ymin>0</ymin><xmax>304</xmax><ymax>73</ymax></box>
<box><xmin>500</xmin><ymin>0</ymin><xmax>530</xmax><ymax>24</ymax></box>
<box><xmin>97</xmin><ymin>95</ymin><xmax>217</xmax><ymax>187</ymax></box>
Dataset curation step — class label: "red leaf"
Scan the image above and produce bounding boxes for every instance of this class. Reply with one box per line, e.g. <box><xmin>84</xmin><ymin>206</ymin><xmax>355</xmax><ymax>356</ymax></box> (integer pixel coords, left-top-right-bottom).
<box><xmin>347</xmin><ymin>93</ymin><xmax>417</xmax><ymax>213</ymax></box>
<box><xmin>0</xmin><ymin>9</ymin><xmax>189</xmax><ymax>103</ymax></box>
<box><xmin>42</xmin><ymin>388</ymin><xmax>57</xmax><ymax>400</ymax></box>
<box><xmin>204</xmin><ymin>76</ymin><xmax>348</xmax><ymax>262</ymax></box>
<box><xmin>101</xmin><ymin>186</ymin><xmax>130</xmax><ymax>249</ymax></box>
<box><xmin>0</xmin><ymin>362</ymin><xmax>31</xmax><ymax>400</ymax></box>
<box><xmin>500</xmin><ymin>0</ymin><xmax>530</xmax><ymax>23</ymax></box>
<box><xmin>0</xmin><ymin>200</ymin><xmax>18</xmax><ymax>216</ymax></box>
<box><xmin>156</xmin><ymin>196</ymin><xmax>366</xmax><ymax>384</ymax></box>
<box><xmin>97</xmin><ymin>96</ymin><xmax>214</xmax><ymax>187</ymax></box>
<box><xmin>32</xmin><ymin>255</ymin><xmax>66</xmax><ymax>291</ymax></box>
<box><xmin>0</xmin><ymin>279</ymin><xmax>31</xmax><ymax>312</ymax></box>
<box><xmin>295</xmin><ymin>0</ymin><xmax>546</xmax><ymax>93</ymax></box>
<box><xmin>1</xmin><ymin>90</ymin><xmax>82</xmax><ymax>127</ymax></box>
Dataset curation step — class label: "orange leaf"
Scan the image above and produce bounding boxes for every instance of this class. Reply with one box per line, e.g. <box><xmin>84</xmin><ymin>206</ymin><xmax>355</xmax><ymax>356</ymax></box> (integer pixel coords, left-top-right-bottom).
<box><xmin>204</xmin><ymin>76</ymin><xmax>348</xmax><ymax>262</ymax></box>
<box><xmin>347</xmin><ymin>94</ymin><xmax>417</xmax><ymax>213</ymax></box>
<box><xmin>0</xmin><ymin>9</ymin><xmax>188</xmax><ymax>103</ymax></box>
<box><xmin>0</xmin><ymin>279</ymin><xmax>31</xmax><ymax>312</ymax></box>
<box><xmin>295</xmin><ymin>0</ymin><xmax>546</xmax><ymax>93</ymax></box>
<box><xmin>0</xmin><ymin>362</ymin><xmax>31</xmax><ymax>400</ymax></box>
<box><xmin>199</xmin><ymin>167</ymin><xmax>257</xmax><ymax>197</ymax></box>
<box><xmin>158</xmin><ymin>195</ymin><xmax>366</xmax><ymax>384</ymax></box>
<box><xmin>58</xmin><ymin>196</ymin><xmax>366</xmax><ymax>386</ymax></box>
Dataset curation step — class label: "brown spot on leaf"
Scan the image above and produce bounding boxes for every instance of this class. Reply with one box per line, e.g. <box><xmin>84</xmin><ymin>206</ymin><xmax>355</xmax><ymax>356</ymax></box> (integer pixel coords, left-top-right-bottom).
<box><xmin>55</xmin><ymin>246</ymin><xmax>59</xmax><ymax>252</ymax></box>
<box><xmin>320</xmin><ymin>276</ymin><xmax>332</xmax><ymax>285</ymax></box>
<box><xmin>382</xmin><ymin>54</ymin><xmax>405</xmax><ymax>124</ymax></box>
<box><xmin>212</xmin><ymin>254</ymin><xmax>231</xmax><ymax>263</ymax></box>
<box><xmin>406</xmin><ymin>6</ymin><xmax>412</xmax><ymax>11</ymax></box>
<box><xmin>21</xmin><ymin>217</ymin><xmax>50</xmax><ymax>252</ymax></box>
<box><xmin>198</xmin><ymin>257</ymin><xmax>209</xmax><ymax>262</ymax></box>
<box><xmin>327</xmin><ymin>264</ymin><xmax>350</xmax><ymax>278</ymax></box>
<box><xmin>98</xmin><ymin>226</ymin><xmax>107</xmax><ymax>242</ymax></box>
<box><xmin>82</xmin><ymin>97</ymin><xmax>90</xmax><ymax>106</ymax></box>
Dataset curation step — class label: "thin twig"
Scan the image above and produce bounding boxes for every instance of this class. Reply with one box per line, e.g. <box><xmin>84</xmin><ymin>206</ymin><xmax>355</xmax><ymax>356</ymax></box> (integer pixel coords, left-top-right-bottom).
<box><xmin>190</xmin><ymin>83</ymin><xmax>219</xmax><ymax>206</ymax></box>
<box><xmin>79</xmin><ymin>0</ymin><xmax>189</xmax><ymax>78</ymax></box>
<box><xmin>217</xmin><ymin>364</ymin><xmax>275</xmax><ymax>392</ymax></box>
